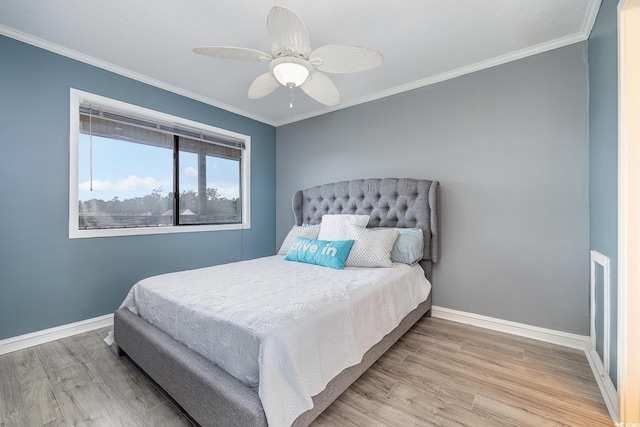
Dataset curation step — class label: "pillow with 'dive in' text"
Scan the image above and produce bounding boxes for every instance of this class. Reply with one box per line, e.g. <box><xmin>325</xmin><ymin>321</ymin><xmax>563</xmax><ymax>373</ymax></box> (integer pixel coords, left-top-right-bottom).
<box><xmin>284</xmin><ymin>237</ymin><xmax>355</xmax><ymax>270</ymax></box>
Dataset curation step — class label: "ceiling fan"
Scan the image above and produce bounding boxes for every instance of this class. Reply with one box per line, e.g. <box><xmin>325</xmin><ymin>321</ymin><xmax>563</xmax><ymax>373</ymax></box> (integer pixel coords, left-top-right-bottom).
<box><xmin>193</xmin><ymin>6</ymin><xmax>383</xmax><ymax>107</ymax></box>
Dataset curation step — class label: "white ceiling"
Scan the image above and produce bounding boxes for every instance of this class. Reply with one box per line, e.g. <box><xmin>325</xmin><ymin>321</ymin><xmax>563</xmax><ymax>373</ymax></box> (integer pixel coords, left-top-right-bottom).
<box><xmin>0</xmin><ymin>1</ymin><xmax>601</xmax><ymax>126</ymax></box>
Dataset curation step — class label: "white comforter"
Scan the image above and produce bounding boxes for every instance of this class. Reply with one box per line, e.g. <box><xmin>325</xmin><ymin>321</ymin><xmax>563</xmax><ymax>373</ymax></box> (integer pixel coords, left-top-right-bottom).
<box><xmin>119</xmin><ymin>255</ymin><xmax>431</xmax><ymax>427</ymax></box>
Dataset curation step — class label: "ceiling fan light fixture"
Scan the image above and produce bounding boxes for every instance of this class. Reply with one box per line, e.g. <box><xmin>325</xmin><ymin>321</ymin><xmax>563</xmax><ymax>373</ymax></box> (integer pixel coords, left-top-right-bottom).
<box><xmin>270</xmin><ymin>57</ymin><xmax>311</xmax><ymax>87</ymax></box>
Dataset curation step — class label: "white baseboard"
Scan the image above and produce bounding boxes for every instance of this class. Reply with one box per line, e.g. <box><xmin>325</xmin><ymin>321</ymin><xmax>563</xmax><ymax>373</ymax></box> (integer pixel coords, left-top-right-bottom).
<box><xmin>585</xmin><ymin>350</ymin><xmax>620</xmax><ymax>425</ymax></box>
<box><xmin>431</xmin><ymin>306</ymin><xmax>618</xmax><ymax>423</ymax></box>
<box><xmin>0</xmin><ymin>313</ymin><xmax>114</xmax><ymax>356</ymax></box>
<box><xmin>0</xmin><ymin>307</ymin><xmax>591</xmax><ymax>354</ymax></box>
<box><xmin>431</xmin><ymin>306</ymin><xmax>590</xmax><ymax>350</ymax></box>
<box><xmin>0</xmin><ymin>305</ymin><xmax>619</xmax><ymax>424</ymax></box>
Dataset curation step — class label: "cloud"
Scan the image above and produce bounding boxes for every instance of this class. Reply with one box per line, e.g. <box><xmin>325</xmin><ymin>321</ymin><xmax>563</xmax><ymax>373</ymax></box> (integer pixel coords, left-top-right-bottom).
<box><xmin>79</xmin><ymin>176</ymin><xmax>169</xmax><ymax>193</ymax></box>
<box><xmin>213</xmin><ymin>184</ymin><xmax>240</xmax><ymax>199</ymax></box>
<box><xmin>184</xmin><ymin>166</ymin><xmax>198</xmax><ymax>177</ymax></box>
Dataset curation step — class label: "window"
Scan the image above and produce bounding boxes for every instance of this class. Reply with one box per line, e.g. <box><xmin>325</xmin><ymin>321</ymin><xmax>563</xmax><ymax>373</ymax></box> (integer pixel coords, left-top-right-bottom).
<box><xmin>69</xmin><ymin>89</ymin><xmax>250</xmax><ymax>238</ymax></box>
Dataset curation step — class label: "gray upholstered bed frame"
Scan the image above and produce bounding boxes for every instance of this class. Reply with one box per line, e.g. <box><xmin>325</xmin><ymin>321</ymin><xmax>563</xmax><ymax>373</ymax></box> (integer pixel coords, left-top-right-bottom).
<box><xmin>114</xmin><ymin>178</ymin><xmax>439</xmax><ymax>427</ymax></box>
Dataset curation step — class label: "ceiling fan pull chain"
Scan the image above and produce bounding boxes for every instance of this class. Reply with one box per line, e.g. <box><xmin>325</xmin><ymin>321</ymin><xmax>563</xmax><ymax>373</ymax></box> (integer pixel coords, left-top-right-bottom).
<box><xmin>288</xmin><ymin>83</ymin><xmax>295</xmax><ymax>108</ymax></box>
<box><xmin>89</xmin><ymin>104</ymin><xmax>93</xmax><ymax>191</ymax></box>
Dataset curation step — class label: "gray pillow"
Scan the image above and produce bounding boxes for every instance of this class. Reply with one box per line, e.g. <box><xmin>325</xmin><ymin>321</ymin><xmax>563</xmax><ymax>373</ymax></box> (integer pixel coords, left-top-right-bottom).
<box><xmin>371</xmin><ymin>227</ymin><xmax>424</xmax><ymax>264</ymax></box>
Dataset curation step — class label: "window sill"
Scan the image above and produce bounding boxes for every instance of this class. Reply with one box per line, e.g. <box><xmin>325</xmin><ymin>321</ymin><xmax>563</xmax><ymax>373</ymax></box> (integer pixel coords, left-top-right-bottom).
<box><xmin>69</xmin><ymin>221</ymin><xmax>250</xmax><ymax>239</ymax></box>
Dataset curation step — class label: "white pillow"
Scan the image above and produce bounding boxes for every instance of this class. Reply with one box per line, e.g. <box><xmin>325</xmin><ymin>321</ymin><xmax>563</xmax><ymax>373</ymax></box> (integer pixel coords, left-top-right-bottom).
<box><xmin>345</xmin><ymin>225</ymin><xmax>399</xmax><ymax>268</ymax></box>
<box><xmin>317</xmin><ymin>214</ymin><xmax>370</xmax><ymax>240</ymax></box>
<box><xmin>278</xmin><ymin>224</ymin><xmax>320</xmax><ymax>255</ymax></box>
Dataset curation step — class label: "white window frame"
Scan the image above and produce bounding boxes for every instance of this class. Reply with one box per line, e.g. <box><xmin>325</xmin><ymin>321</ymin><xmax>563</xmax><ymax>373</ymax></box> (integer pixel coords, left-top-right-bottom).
<box><xmin>69</xmin><ymin>88</ymin><xmax>251</xmax><ymax>239</ymax></box>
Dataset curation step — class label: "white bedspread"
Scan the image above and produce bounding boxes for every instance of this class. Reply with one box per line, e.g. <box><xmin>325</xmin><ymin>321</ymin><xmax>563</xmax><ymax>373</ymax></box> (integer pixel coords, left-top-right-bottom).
<box><xmin>119</xmin><ymin>255</ymin><xmax>431</xmax><ymax>427</ymax></box>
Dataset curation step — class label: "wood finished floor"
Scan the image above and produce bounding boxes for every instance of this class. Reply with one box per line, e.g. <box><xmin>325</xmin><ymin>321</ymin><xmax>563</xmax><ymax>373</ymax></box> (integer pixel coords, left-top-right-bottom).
<box><xmin>0</xmin><ymin>317</ymin><xmax>613</xmax><ymax>427</ymax></box>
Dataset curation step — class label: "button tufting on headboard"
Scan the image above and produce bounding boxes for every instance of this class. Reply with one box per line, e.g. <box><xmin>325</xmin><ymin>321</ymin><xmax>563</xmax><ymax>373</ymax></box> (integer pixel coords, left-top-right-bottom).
<box><xmin>292</xmin><ymin>178</ymin><xmax>440</xmax><ymax>266</ymax></box>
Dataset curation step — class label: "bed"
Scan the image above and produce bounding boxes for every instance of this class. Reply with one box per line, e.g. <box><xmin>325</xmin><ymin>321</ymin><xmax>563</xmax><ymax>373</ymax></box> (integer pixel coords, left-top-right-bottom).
<box><xmin>113</xmin><ymin>177</ymin><xmax>440</xmax><ymax>427</ymax></box>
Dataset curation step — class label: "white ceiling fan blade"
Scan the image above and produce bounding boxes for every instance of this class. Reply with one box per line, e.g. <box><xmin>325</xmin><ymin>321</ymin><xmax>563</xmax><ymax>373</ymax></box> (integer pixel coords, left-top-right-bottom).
<box><xmin>300</xmin><ymin>72</ymin><xmax>340</xmax><ymax>106</ymax></box>
<box><xmin>193</xmin><ymin>46</ymin><xmax>272</xmax><ymax>62</ymax></box>
<box><xmin>248</xmin><ymin>73</ymin><xmax>281</xmax><ymax>99</ymax></box>
<box><xmin>310</xmin><ymin>45</ymin><xmax>383</xmax><ymax>73</ymax></box>
<box><xmin>267</xmin><ymin>6</ymin><xmax>311</xmax><ymax>58</ymax></box>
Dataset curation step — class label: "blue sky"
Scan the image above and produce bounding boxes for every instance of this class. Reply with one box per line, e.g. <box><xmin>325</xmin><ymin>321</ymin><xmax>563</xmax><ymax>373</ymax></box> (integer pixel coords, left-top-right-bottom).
<box><xmin>78</xmin><ymin>135</ymin><xmax>240</xmax><ymax>201</ymax></box>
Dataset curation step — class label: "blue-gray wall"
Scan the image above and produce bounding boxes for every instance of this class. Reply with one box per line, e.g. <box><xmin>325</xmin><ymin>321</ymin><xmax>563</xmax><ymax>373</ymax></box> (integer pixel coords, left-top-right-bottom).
<box><xmin>588</xmin><ymin>0</ymin><xmax>619</xmax><ymax>387</ymax></box>
<box><xmin>276</xmin><ymin>43</ymin><xmax>590</xmax><ymax>335</ymax></box>
<box><xmin>0</xmin><ymin>35</ymin><xmax>276</xmax><ymax>340</ymax></box>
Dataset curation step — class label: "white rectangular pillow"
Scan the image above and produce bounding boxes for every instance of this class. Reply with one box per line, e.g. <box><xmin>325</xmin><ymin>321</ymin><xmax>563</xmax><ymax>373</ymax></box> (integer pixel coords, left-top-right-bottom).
<box><xmin>317</xmin><ymin>214</ymin><xmax>370</xmax><ymax>241</ymax></box>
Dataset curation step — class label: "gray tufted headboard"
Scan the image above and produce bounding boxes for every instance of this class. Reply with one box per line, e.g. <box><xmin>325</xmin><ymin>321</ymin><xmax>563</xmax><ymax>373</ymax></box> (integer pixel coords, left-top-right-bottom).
<box><xmin>292</xmin><ymin>178</ymin><xmax>439</xmax><ymax>281</ymax></box>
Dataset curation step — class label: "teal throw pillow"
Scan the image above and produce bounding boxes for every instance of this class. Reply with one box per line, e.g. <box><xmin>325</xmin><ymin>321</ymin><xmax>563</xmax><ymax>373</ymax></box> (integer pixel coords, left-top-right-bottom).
<box><xmin>284</xmin><ymin>237</ymin><xmax>355</xmax><ymax>270</ymax></box>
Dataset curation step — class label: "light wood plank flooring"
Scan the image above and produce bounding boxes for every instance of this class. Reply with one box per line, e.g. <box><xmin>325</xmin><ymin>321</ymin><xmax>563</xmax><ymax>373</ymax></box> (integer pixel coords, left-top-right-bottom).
<box><xmin>0</xmin><ymin>317</ymin><xmax>613</xmax><ymax>426</ymax></box>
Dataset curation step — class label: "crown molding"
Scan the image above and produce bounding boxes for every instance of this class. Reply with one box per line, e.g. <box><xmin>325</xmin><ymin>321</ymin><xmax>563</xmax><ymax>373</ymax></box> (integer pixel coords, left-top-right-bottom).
<box><xmin>276</xmin><ymin>30</ymin><xmax>593</xmax><ymax>126</ymax></box>
<box><xmin>583</xmin><ymin>0</ymin><xmax>604</xmax><ymax>37</ymax></box>
<box><xmin>0</xmin><ymin>25</ymin><xmax>277</xmax><ymax>127</ymax></box>
<box><xmin>2</xmin><ymin>0</ymin><xmax>602</xmax><ymax>128</ymax></box>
